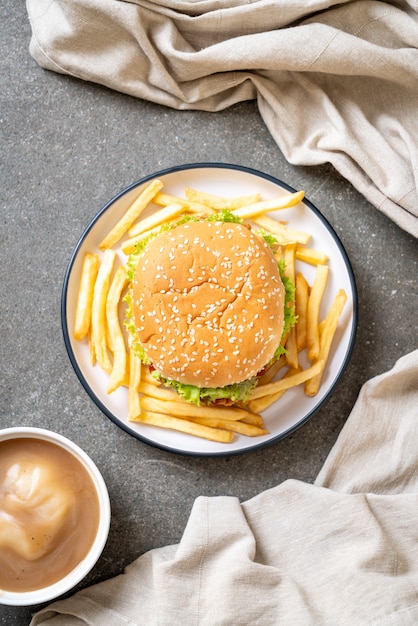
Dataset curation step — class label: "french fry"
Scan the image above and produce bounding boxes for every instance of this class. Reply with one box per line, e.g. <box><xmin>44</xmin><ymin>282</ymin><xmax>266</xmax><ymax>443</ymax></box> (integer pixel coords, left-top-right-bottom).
<box><xmin>88</xmin><ymin>327</ymin><xmax>96</xmax><ymax>366</ymax></box>
<box><xmin>253</xmin><ymin>214</ymin><xmax>311</xmax><ymax>245</ymax></box>
<box><xmin>248</xmin><ymin>361</ymin><xmax>324</xmax><ymax>400</ymax></box>
<box><xmin>138</xmin><ymin>381</ymin><xmax>179</xmax><ymax>401</ymax></box>
<box><xmin>307</xmin><ymin>264</ymin><xmax>329</xmax><ymax>361</ymax></box>
<box><xmin>122</xmin><ymin>368</ymin><xmax>131</xmax><ymax>388</ymax></box>
<box><xmin>188</xmin><ymin>416</ymin><xmax>269</xmax><ymax>437</ymax></box>
<box><xmin>238</xmin><ymin>412</ymin><xmax>266</xmax><ymax>428</ymax></box>
<box><xmin>248</xmin><ymin>367</ymin><xmax>301</xmax><ymax>413</ymax></box>
<box><xmin>74</xmin><ymin>253</ymin><xmax>99</xmax><ymax>341</ymax></box>
<box><xmin>283</xmin><ymin>243</ymin><xmax>298</xmax><ymax>369</ymax></box>
<box><xmin>285</xmin><ymin>331</ymin><xmax>298</xmax><ymax>369</ymax></box>
<box><xmin>105</xmin><ymin>318</ymin><xmax>114</xmax><ymax>355</ymax></box>
<box><xmin>99</xmin><ymin>179</ymin><xmax>163</xmax><ymax>249</ymax></box>
<box><xmin>153</xmin><ymin>192</ymin><xmax>210</xmax><ymax>214</ymax></box>
<box><xmin>232</xmin><ymin>190</ymin><xmax>305</xmax><ymax>220</ymax></box>
<box><xmin>295</xmin><ymin>272</ymin><xmax>309</xmax><ymax>352</ymax></box>
<box><xmin>257</xmin><ymin>355</ymin><xmax>287</xmax><ymax>385</ymax></box>
<box><xmin>283</xmin><ymin>243</ymin><xmax>296</xmax><ymax>279</ymax></box>
<box><xmin>305</xmin><ymin>290</ymin><xmax>347</xmax><ymax>397</ymax></box>
<box><xmin>140</xmin><ymin>395</ymin><xmax>251</xmax><ymax>422</ymax></box>
<box><xmin>128</xmin><ymin>202</ymin><xmax>185</xmax><ymax>238</ymax></box>
<box><xmin>106</xmin><ymin>266</ymin><xmax>129</xmax><ymax>393</ymax></box>
<box><xmin>134</xmin><ymin>410</ymin><xmax>234</xmax><ymax>443</ymax></box>
<box><xmin>121</xmin><ymin>224</ymin><xmax>162</xmax><ymax>256</ymax></box>
<box><xmin>296</xmin><ymin>245</ymin><xmax>328</xmax><ymax>266</ymax></box>
<box><xmin>91</xmin><ymin>249</ymin><xmax>116</xmax><ymax>374</ymax></box>
<box><xmin>128</xmin><ymin>348</ymin><xmax>142</xmax><ymax>420</ymax></box>
<box><xmin>184</xmin><ymin>187</ymin><xmax>261</xmax><ymax>211</ymax></box>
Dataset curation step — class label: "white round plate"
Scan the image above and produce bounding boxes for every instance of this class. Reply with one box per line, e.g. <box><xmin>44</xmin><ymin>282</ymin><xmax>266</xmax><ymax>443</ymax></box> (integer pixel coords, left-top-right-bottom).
<box><xmin>62</xmin><ymin>163</ymin><xmax>357</xmax><ymax>457</ymax></box>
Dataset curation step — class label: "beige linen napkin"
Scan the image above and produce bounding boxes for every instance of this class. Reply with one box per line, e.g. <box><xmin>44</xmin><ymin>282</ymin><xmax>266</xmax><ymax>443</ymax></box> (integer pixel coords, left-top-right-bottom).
<box><xmin>26</xmin><ymin>0</ymin><xmax>418</xmax><ymax>237</ymax></box>
<box><xmin>31</xmin><ymin>350</ymin><xmax>418</xmax><ymax>625</ymax></box>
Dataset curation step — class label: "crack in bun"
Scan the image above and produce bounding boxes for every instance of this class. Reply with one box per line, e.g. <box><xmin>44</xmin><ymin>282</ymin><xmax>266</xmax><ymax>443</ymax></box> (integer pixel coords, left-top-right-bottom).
<box><xmin>132</xmin><ymin>220</ymin><xmax>285</xmax><ymax>388</ymax></box>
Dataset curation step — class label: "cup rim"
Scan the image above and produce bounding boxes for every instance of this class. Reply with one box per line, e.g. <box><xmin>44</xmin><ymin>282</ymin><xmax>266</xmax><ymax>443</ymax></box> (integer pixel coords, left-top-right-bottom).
<box><xmin>0</xmin><ymin>427</ymin><xmax>111</xmax><ymax>606</ymax></box>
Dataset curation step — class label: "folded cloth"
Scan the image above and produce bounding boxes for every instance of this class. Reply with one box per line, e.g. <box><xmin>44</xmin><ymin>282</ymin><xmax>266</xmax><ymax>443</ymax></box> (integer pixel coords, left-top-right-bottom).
<box><xmin>26</xmin><ymin>0</ymin><xmax>418</xmax><ymax>237</ymax></box>
<box><xmin>31</xmin><ymin>350</ymin><xmax>418</xmax><ymax>625</ymax></box>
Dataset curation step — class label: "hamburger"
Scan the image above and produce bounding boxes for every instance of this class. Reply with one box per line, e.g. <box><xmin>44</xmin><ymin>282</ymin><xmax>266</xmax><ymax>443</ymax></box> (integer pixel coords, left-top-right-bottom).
<box><xmin>125</xmin><ymin>211</ymin><xmax>296</xmax><ymax>406</ymax></box>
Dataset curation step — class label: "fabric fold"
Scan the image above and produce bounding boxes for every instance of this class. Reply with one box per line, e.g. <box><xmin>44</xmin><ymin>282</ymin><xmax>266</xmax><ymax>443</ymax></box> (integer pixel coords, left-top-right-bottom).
<box><xmin>315</xmin><ymin>349</ymin><xmax>418</xmax><ymax>494</ymax></box>
<box><xmin>26</xmin><ymin>0</ymin><xmax>418</xmax><ymax>236</ymax></box>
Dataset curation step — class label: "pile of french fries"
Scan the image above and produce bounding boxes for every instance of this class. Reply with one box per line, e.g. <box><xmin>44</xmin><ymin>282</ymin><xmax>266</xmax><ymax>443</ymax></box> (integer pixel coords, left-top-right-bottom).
<box><xmin>73</xmin><ymin>178</ymin><xmax>347</xmax><ymax>444</ymax></box>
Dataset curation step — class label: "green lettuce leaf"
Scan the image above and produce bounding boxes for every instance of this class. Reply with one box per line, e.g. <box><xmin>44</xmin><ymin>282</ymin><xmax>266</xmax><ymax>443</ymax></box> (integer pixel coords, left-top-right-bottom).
<box><xmin>206</xmin><ymin>209</ymin><xmax>243</xmax><ymax>223</ymax></box>
<box><xmin>275</xmin><ymin>259</ymin><xmax>297</xmax><ymax>358</ymax></box>
<box><xmin>152</xmin><ymin>372</ymin><xmax>258</xmax><ymax>406</ymax></box>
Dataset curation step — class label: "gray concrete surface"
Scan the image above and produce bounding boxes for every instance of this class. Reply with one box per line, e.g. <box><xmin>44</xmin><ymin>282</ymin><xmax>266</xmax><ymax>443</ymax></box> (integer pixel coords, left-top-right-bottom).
<box><xmin>1</xmin><ymin>4</ymin><xmax>417</xmax><ymax>625</ymax></box>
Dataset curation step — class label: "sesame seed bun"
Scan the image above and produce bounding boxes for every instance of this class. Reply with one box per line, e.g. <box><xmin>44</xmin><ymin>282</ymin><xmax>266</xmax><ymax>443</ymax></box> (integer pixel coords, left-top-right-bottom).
<box><xmin>132</xmin><ymin>220</ymin><xmax>285</xmax><ymax>388</ymax></box>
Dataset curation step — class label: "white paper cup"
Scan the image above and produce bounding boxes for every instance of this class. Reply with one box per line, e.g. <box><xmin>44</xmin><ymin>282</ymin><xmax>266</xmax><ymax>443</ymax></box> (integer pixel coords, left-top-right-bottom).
<box><xmin>0</xmin><ymin>427</ymin><xmax>111</xmax><ymax>606</ymax></box>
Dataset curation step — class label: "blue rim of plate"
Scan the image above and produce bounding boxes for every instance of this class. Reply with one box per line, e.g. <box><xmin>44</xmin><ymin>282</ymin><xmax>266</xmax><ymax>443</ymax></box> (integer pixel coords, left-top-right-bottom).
<box><xmin>61</xmin><ymin>162</ymin><xmax>358</xmax><ymax>457</ymax></box>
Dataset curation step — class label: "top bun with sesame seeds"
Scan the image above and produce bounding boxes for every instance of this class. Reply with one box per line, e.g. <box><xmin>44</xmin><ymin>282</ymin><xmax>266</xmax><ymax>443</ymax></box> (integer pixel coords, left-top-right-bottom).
<box><xmin>131</xmin><ymin>218</ymin><xmax>285</xmax><ymax>399</ymax></box>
